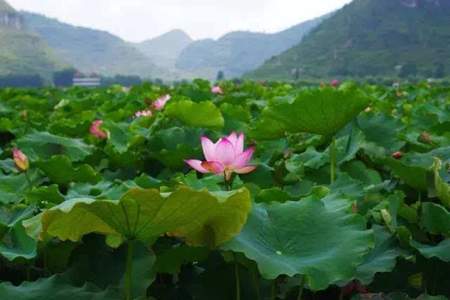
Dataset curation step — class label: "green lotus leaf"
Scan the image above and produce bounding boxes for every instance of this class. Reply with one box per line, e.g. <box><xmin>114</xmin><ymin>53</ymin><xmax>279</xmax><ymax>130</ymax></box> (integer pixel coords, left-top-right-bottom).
<box><xmin>0</xmin><ymin>222</ymin><xmax>37</xmax><ymax>261</ymax></box>
<box><xmin>0</xmin><ymin>173</ymin><xmax>30</xmax><ymax>204</ymax></box>
<box><xmin>154</xmin><ymin>245</ymin><xmax>209</xmax><ymax>274</ymax></box>
<box><xmin>222</xmin><ymin>199</ymin><xmax>373</xmax><ymax>290</ymax></box>
<box><xmin>16</xmin><ymin>131</ymin><xmax>93</xmax><ymax>162</ymax></box>
<box><xmin>0</xmin><ymin>275</ymin><xmax>121</xmax><ymax>300</ymax></box>
<box><xmin>166</xmin><ymin>100</ymin><xmax>224</xmax><ymax>129</ymax></box>
<box><xmin>24</xmin><ymin>187</ymin><xmax>251</xmax><ymax>248</ymax></box>
<box><xmin>421</xmin><ymin>203</ymin><xmax>450</xmax><ymax>237</ymax></box>
<box><xmin>252</xmin><ymin>87</ymin><xmax>370</xmax><ymax>139</ymax></box>
<box><xmin>104</xmin><ymin>121</ymin><xmax>132</xmax><ymax>154</ymax></box>
<box><xmin>412</xmin><ymin>239</ymin><xmax>450</xmax><ymax>262</ymax></box>
<box><xmin>0</xmin><ymin>206</ymin><xmax>37</xmax><ymax>261</ymax></box>
<box><xmin>36</xmin><ymin>155</ymin><xmax>100</xmax><ymax>185</ymax></box>
<box><xmin>26</xmin><ymin>184</ymin><xmax>65</xmax><ymax>207</ymax></box>
<box><xmin>149</xmin><ymin>127</ymin><xmax>201</xmax><ymax>169</ymax></box>
<box><xmin>433</xmin><ymin>158</ymin><xmax>450</xmax><ymax>208</ymax></box>
<box><xmin>355</xmin><ymin>225</ymin><xmax>403</xmax><ymax>284</ymax></box>
<box><xmin>383</xmin><ymin>157</ymin><xmax>429</xmax><ymax>191</ymax></box>
<box><xmin>357</xmin><ymin>113</ymin><xmax>405</xmax><ymax>152</ymax></box>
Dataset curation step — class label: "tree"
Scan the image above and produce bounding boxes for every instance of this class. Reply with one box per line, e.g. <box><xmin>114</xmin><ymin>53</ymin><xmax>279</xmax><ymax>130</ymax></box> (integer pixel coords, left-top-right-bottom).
<box><xmin>53</xmin><ymin>68</ymin><xmax>77</xmax><ymax>87</ymax></box>
<box><xmin>216</xmin><ymin>70</ymin><xmax>225</xmax><ymax>81</ymax></box>
<box><xmin>434</xmin><ymin>63</ymin><xmax>445</xmax><ymax>78</ymax></box>
<box><xmin>399</xmin><ymin>63</ymin><xmax>417</xmax><ymax>78</ymax></box>
<box><xmin>0</xmin><ymin>74</ymin><xmax>44</xmax><ymax>88</ymax></box>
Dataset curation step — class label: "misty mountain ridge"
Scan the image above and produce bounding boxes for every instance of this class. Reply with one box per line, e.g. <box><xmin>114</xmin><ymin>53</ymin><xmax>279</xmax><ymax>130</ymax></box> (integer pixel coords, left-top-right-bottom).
<box><xmin>175</xmin><ymin>15</ymin><xmax>327</xmax><ymax>79</ymax></box>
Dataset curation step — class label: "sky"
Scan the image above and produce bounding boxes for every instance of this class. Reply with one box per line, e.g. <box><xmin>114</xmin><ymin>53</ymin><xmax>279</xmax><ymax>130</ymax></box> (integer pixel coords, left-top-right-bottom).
<box><xmin>8</xmin><ymin>0</ymin><xmax>352</xmax><ymax>42</ymax></box>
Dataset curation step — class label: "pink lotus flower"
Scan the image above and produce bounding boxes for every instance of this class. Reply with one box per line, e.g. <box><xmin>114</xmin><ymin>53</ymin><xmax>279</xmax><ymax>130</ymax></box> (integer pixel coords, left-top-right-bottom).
<box><xmin>152</xmin><ymin>94</ymin><xmax>171</xmax><ymax>111</ymax></box>
<box><xmin>13</xmin><ymin>148</ymin><xmax>29</xmax><ymax>171</ymax></box>
<box><xmin>134</xmin><ymin>109</ymin><xmax>153</xmax><ymax>118</ymax></box>
<box><xmin>211</xmin><ymin>86</ymin><xmax>224</xmax><ymax>95</ymax></box>
<box><xmin>331</xmin><ymin>79</ymin><xmax>340</xmax><ymax>87</ymax></box>
<box><xmin>90</xmin><ymin>120</ymin><xmax>108</xmax><ymax>139</ymax></box>
<box><xmin>185</xmin><ymin>132</ymin><xmax>256</xmax><ymax>181</ymax></box>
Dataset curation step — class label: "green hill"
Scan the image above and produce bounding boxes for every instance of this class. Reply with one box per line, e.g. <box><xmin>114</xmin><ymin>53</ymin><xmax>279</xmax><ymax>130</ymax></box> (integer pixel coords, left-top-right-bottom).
<box><xmin>22</xmin><ymin>12</ymin><xmax>162</xmax><ymax>78</ymax></box>
<box><xmin>0</xmin><ymin>1</ymin><xmax>62</xmax><ymax>77</ymax></box>
<box><xmin>175</xmin><ymin>16</ymin><xmax>326</xmax><ymax>79</ymax></box>
<box><xmin>249</xmin><ymin>0</ymin><xmax>450</xmax><ymax>80</ymax></box>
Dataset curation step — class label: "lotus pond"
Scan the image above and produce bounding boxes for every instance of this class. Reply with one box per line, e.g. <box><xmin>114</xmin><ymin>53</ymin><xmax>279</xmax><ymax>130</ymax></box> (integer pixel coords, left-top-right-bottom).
<box><xmin>0</xmin><ymin>80</ymin><xmax>449</xmax><ymax>300</ymax></box>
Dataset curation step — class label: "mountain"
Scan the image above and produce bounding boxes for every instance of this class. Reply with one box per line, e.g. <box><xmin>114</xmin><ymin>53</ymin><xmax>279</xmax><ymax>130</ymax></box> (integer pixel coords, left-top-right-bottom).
<box><xmin>249</xmin><ymin>0</ymin><xmax>450</xmax><ymax>80</ymax></box>
<box><xmin>22</xmin><ymin>12</ymin><xmax>162</xmax><ymax>78</ymax></box>
<box><xmin>174</xmin><ymin>16</ymin><xmax>327</xmax><ymax>79</ymax></box>
<box><xmin>135</xmin><ymin>29</ymin><xmax>193</xmax><ymax>70</ymax></box>
<box><xmin>0</xmin><ymin>0</ymin><xmax>62</xmax><ymax>77</ymax></box>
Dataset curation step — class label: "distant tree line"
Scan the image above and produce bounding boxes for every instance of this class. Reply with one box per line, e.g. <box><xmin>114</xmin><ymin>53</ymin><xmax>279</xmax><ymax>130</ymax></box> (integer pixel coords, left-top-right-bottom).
<box><xmin>0</xmin><ymin>68</ymin><xmax>151</xmax><ymax>88</ymax></box>
<box><xmin>0</xmin><ymin>74</ymin><xmax>45</xmax><ymax>88</ymax></box>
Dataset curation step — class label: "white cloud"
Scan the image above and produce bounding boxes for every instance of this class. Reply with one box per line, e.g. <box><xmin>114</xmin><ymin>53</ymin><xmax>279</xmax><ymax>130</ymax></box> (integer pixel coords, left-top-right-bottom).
<box><xmin>8</xmin><ymin>0</ymin><xmax>352</xmax><ymax>41</ymax></box>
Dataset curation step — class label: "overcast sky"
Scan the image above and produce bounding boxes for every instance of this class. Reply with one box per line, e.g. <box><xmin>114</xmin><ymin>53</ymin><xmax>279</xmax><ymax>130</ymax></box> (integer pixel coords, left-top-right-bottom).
<box><xmin>8</xmin><ymin>0</ymin><xmax>352</xmax><ymax>42</ymax></box>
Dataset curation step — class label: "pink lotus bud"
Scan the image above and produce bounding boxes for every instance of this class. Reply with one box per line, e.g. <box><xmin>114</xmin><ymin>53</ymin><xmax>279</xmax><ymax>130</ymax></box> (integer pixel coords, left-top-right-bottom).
<box><xmin>134</xmin><ymin>109</ymin><xmax>153</xmax><ymax>118</ymax></box>
<box><xmin>211</xmin><ymin>86</ymin><xmax>224</xmax><ymax>95</ymax></box>
<box><xmin>13</xmin><ymin>148</ymin><xmax>29</xmax><ymax>171</ymax></box>
<box><xmin>392</xmin><ymin>151</ymin><xmax>403</xmax><ymax>159</ymax></box>
<box><xmin>90</xmin><ymin>120</ymin><xmax>108</xmax><ymax>139</ymax></box>
<box><xmin>185</xmin><ymin>132</ymin><xmax>256</xmax><ymax>181</ymax></box>
<box><xmin>331</xmin><ymin>79</ymin><xmax>340</xmax><ymax>87</ymax></box>
<box><xmin>152</xmin><ymin>94</ymin><xmax>171</xmax><ymax>111</ymax></box>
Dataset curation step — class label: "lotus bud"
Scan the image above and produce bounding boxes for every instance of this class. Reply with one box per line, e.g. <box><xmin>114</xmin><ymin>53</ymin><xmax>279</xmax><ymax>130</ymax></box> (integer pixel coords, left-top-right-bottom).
<box><xmin>392</xmin><ymin>151</ymin><xmax>403</xmax><ymax>159</ymax></box>
<box><xmin>13</xmin><ymin>148</ymin><xmax>29</xmax><ymax>172</ymax></box>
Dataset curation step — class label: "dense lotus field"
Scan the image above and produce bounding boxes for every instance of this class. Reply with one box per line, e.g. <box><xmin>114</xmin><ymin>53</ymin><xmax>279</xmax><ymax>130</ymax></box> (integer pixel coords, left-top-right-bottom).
<box><xmin>0</xmin><ymin>80</ymin><xmax>449</xmax><ymax>300</ymax></box>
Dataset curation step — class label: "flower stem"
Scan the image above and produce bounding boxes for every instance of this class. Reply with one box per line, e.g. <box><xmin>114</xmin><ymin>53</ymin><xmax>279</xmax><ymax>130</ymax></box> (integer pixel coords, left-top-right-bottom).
<box><xmin>234</xmin><ymin>259</ymin><xmax>241</xmax><ymax>300</ymax></box>
<box><xmin>251</xmin><ymin>268</ymin><xmax>261</xmax><ymax>300</ymax></box>
<box><xmin>297</xmin><ymin>276</ymin><xmax>305</xmax><ymax>300</ymax></box>
<box><xmin>25</xmin><ymin>170</ymin><xmax>32</xmax><ymax>190</ymax></box>
<box><xmin>125</xmin><ymin>240</ymin><xmax>134</xmax><ymax>300</ymax></box>
<box><xmin>271</xmin><ymin>279</ymin><xmax>277</xmax><ymax>300</ymax></box>
<box><xmin>330</xmin><ymin>136</ymin><xmax>337</xmax><ymax>184</ymax></box>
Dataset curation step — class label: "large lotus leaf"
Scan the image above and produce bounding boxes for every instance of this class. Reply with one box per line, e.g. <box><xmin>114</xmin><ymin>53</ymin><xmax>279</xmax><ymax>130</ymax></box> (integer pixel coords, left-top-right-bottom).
<box><xmin>354</xmin><ymin>225</ymin><xmax>403</xmax><ymax>284</ymax></box>
<box><xmin>384</xmin><ymin>148</ymin><xmax>450</xmax><ymax>191</ymax></box>
<box><xmin>103</xmin><ymin>121</ymin><xmax>133</xmax><ymax>154</ymax></box>
<box><xmin>149</xmin><ymin>127</ymin><xmax>201</xmax><ymax>169</ymax></box>
<box><xmin>421</xmin><ymin>203</ymin><xmax>450</xmax><ymax>237</ymax></box>
<box><xmin>357</xmin><ymin>113</ymin><xmax>405</xmax><ymax>152</ymax></box>
<box><xmin>0</xmin><ymin>275</ymin><xmax>121</xmax><ymax>300</ymax></box>
<box><xmin>36</xmin><ymin>155</ymin><xmax>100</xmax><ymax>185</ymax></box>
<box><xmin>222</xmin><ymin>199</ymin><xmax>373</xmax><ymax>290</ymax></box>
<box><xmin>0</xmin><ymin>222</ymin><xmax>37</xmax><ymax>261</ymax></box>
<box><xmin>16</xmin><ymin>131</ymin><xmax>93</xmax><ymax>162</ymax></box>
<box><xmin>383</xmin><ymin>158</ymin><xmax>428</xmax><ymax>191</ymax></box>
<box><xmin>412</xmin><ymin>239</ymin><xmax>450</xmax><ymax>262</ymax></box>
<box><xmin>26</xmin><ymin>185</ymin><xmax>65</xmax><ymax>207</ymax></box>
<box><xmin>154</xmin><ymin>245</ymin><xmax>209</xmax><ymax>274</ymax></box>
<box><xmin>433</xmin><ymin>158</ymin><xmax>450</xmax><ymax>208</ymax></box>
<box><xmin>0</xmin><ymin>205</ymin><xmax>37</xmax><ymax>261</ymax></box>
<box><xmin>165</xmin><ymin>100</ymin><xmax>224</xmax><ymax>129</ymax></box>
<box><xmin>252</xmin><ymin>87</ymin><xmax>370</xmax><ymax>139</ymax></box>
<box><xmin>24</xmin><ymin>187</ymin><xmax>251</xmax><ymax>248</ymax></box>
<box><xmin>0</xmin><ymin>173</ymin><xmax>29</xmax><ymax>204</ymax></box>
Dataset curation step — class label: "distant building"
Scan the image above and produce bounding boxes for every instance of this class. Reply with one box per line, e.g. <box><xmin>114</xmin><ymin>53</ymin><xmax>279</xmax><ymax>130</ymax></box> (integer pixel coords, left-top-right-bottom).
<box><xmin>72</xmin><ymin>72</ymin><xmax>101</xmax><ymax>87</ymax></box>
